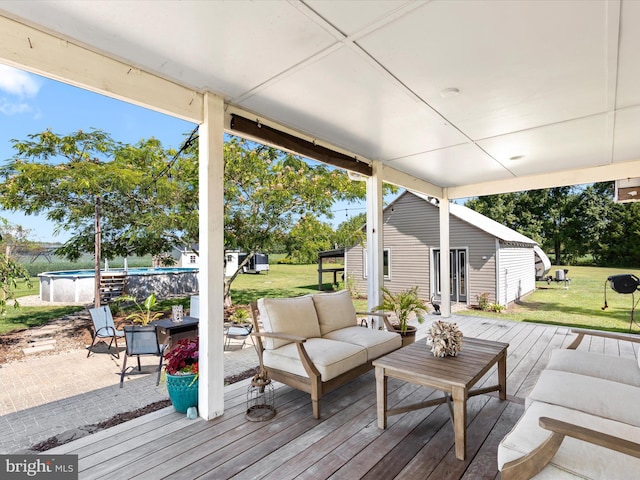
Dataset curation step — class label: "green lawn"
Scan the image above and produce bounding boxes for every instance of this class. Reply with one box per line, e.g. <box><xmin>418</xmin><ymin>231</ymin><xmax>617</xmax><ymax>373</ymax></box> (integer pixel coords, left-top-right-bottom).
<box><xmin>458</xmin><ymin>265</ymin><xmax>640</xmax><ymax>333</ymax></box>
<box><xmin>3</xmin><ymin>263</ymin><xmax>639</xmax><ymax>336</ymax></box>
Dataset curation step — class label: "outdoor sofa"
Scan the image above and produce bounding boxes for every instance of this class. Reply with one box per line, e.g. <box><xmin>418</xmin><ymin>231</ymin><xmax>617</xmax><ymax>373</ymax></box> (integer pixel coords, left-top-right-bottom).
<box><xmin>250</xmin><ymin>290</ymin><xmax>402</xmax><ymax>419</ymax></box>
<box><xmin>498</xmin><ymin>328</ymin><xmax>640</xmax><ymax>479</ymax></box>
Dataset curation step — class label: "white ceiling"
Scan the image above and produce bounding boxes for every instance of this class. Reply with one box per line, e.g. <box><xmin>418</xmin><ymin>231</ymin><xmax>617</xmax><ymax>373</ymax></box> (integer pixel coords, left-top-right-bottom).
<box><xmin>1</xmin><ymin>0</ymin><xmax>639</xmax><ymax>196</ymax></box>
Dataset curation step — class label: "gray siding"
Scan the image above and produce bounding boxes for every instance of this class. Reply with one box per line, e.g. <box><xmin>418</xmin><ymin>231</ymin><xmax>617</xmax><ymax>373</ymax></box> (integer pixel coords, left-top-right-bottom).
<box><xmin>345</xmin><ymin>192</ymin><xmax>499</xmax><ymax>306</ymax></box>
<box><xmin>497</xmin><ymin>245</ymin><xmax>536</xmax><ymax>305</ymax></box>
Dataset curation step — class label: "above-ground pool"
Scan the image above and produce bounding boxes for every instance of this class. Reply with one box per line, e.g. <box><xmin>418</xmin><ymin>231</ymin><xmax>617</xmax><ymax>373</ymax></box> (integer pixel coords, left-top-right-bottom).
<box><xmin>39</xmin><ymin>267</ymin><xmax>199</xmax><ymax>303</ymax></box>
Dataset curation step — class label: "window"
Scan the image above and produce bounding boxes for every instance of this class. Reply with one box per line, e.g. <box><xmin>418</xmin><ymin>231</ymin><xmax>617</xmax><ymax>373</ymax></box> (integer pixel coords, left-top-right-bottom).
<box><xmin>363</xmin><ymin>248</ymin><xmax>390</xmax><ymax>279</ymax></box>
<box><xmin>189</xmin><ymin>255</ymin><xmax>197</xmax><ymax>264</ymax></box>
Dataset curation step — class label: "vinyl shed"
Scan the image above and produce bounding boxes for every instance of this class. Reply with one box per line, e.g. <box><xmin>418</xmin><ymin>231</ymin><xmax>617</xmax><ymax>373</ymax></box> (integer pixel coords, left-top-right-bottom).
<box><xmin>346</xmin><ymin>191</ymin><xmax>546</xmax><ymax>307</ymax></box>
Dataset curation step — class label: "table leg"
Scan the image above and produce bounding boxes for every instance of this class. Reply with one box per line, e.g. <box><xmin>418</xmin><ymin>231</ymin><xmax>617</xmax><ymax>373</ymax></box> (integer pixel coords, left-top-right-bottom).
<box><xmin>375</xmin><ymin>366</ymin><xmax>387</xmax><ymax>429</ymax></box>
<box><xmin>452</xmin><ymin>386</ymin><xmax>467</xmax><ymax>460</ymax></box>
<box><xmin>498</xmin><ymin>352</ymin><xmax>507</xmax><ymax>401</ymax></box>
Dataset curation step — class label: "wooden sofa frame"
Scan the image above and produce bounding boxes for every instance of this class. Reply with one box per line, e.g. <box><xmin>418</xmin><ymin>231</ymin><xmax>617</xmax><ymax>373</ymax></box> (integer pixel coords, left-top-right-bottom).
<box><xmin>250</xmin><ymin>302</ymin><xmax>394</xmax><ymax>419</ymax></box>
<box><xmin>501</xmin><ymin>328</ymin><xmax>640</xmax><ymax>479</ymax></box>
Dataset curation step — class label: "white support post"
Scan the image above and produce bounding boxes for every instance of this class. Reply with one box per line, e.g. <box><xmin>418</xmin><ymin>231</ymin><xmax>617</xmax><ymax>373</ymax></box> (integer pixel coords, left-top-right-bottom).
<box><xmin>439</xmin><ymin>191</ymin><xmax>451</xmax><ymax>318</ymax></box>
<box><xmin>366</xmin><ymin>161</ymin><xmax>384</xmax><ymax>328</ymax></box>
<box><xmin>198</xmin><ymin>92</ymin><xmax>225</xmax><ymax>420</ymax></box>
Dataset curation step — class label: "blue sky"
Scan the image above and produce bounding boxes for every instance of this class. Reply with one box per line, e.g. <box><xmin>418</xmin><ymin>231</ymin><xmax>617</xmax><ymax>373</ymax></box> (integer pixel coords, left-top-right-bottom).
<box><xmin>0</xmin><ymin>64</ymin><xmax>195</xmax><ymax>242</ymax></box>
<box><xmin>0</xmin><ymin>64</ymin><xmax>386</xmax><ymax>244</ymax></box>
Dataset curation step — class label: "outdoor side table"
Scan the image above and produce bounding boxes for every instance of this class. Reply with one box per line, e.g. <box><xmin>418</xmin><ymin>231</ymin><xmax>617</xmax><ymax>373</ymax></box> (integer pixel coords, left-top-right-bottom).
<box><xmin>153</xmin><ymin>316</ymin><xmax>199</xmax><ymax>348</ymax></box>
<box><xmin>373</xmin><ymin>337</ymin><xmax>508</xmax><ymax>460</ymax></box>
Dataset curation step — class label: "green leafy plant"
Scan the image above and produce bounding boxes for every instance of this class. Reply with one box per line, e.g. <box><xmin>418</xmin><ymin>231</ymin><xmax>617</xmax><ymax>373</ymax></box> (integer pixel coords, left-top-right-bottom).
<box><xmin>375</xmin><ymin>286</ymin><xmax>427</xmax><ymax>334</ymax></box>
<box><xmin>118</xmin><ymin>293</ymin><xmax>163</xmax><ymax>325</ymax></box>
<box><xmin>489</xmin><ymin>302</ymin><xmax>506</xmax><ymax>313</ymax></box>
<box><xmin>229</xmin><ymin>307</ymin><xmax>250</xmax><ymax>324</ymax></box>
<box><xmin>477</xmin><ymin>292</ymin><xmax>490</xmax><ymax>311</ymax></box>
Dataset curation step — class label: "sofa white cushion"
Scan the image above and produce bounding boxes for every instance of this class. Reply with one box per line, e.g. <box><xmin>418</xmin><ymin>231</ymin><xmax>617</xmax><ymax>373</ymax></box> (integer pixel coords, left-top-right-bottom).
<box><xmin>323</xmin><ymin>326</ymin><xmax>401</xmax><ymax>361</ymax></box>
<box><xmin>263</xmin><ymin>337</ymin><xmax>368</xmax><ymax>381</ymax></box>
<box><xmin>526</xmin><ymin>369</ymin><xmax>640</xmax><ymax>427</ymax></box>
<box><xmin>546</xmin><ymin>349</ymin><xmax>640</xmax><ymax>386</ymax></box>
<box><xmin>312</xmin><ymin>290</ymin><xmax>358</xmax><ymax>335</ymax></box>
<box><xmin>258</xmin><ymin>296</ymin><xmax>321</xmax><ymax>350</ymax></box>
<box><xmin>498</xmin><ymin>400</ymin><xmax>640</xmax><ymax>479</ymax></box>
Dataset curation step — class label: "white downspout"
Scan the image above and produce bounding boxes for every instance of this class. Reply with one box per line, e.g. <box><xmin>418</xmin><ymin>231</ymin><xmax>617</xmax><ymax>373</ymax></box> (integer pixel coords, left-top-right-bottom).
<box><xmin>439</xmin><ymin>191</ymin><xmax>451</xmax><ymax>317</ymax></box>
<box><xmin>366</xmin><ymin>161</ymin><xmax>384</xmax><ymax>329</ymax></box>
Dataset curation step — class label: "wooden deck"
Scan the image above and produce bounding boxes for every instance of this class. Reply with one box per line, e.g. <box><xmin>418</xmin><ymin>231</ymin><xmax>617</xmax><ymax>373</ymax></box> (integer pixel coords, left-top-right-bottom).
<box><xmin>49</xmin><ymin>315</ymin><xmax>639</xmax><ymax>479</ymax></box>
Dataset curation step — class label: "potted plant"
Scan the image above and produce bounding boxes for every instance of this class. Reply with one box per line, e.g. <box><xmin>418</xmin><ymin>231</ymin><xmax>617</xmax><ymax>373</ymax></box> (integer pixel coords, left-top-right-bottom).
<box><xmin>118</xmin><ymin>293</ymin><xmax>163</xmax><ymax>325</ymax></box>
<box><xmin>375</xmin><ymin>286</ymin><xmax>427</xmax><ymax>346</ymax></box>
<box><xmin>164</xmin><ymin>337</ymin><xmax>199</xmax><ymax>413</ymax></box>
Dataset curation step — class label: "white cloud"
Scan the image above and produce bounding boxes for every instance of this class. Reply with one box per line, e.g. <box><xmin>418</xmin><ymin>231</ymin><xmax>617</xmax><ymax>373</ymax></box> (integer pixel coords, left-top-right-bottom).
<box><xmin>0</xmin><ymin>64</ymin><xmax>41</xmax><ymax>98</ymax></box>
<box><xmin>0</xmin><ymin>99</ymin><xmax>33</xmax><ymax>115</ymax></box>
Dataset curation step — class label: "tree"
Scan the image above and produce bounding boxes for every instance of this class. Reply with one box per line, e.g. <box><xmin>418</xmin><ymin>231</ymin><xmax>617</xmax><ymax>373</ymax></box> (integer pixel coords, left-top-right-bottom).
<box><xmin>222</xmin><ymin>136</ymin><xmax>370</xmax><ymax>301</ymax></box>
<box><xmin>0</xmin><ymin>129</ymin><xmax>199</xmax><ymax>306</ymax></box>
<box><xmin>333</xmin><ymin>213</ymin><xmax>366</xmax><ymax>249</ymax></box>
<box><xmin>0</xmin><ymin>229</ymin><xmax>32</xmax><ymax>314</ymax></box>
<box><xmin>0</xmin><ymin>129</ymin><xmax>198</xmax><ymax>260</ymax></box>
<box><xmin>284</xmin><ymin>216</ymin><xmax>334</xmax><ymax>264</ymax></box>
<box><xmin>466</xmin><ymin>187</ymin><xmax>585</xmax><ymax>264</ymax></box>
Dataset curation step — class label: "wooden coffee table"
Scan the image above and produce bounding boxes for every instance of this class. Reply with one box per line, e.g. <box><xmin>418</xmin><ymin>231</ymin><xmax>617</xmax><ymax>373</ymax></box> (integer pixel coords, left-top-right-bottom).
<box><xmin>373</xmin><ymin>337</ymin><xmax>508</xmax><ymax>460</ymax></box>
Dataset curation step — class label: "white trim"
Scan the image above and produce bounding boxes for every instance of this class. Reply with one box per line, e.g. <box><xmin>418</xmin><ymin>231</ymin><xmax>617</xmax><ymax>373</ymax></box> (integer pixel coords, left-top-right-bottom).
<box><xmin>363</xmin><ymin>248</ymin><xmax>391</xmax><ymax>280</ymax></box>
<box><xmin>198</xmin><ymin>92</ymin><xmax>225</xmax><ymax>420</ymax></box>
<box><xmin>439</xmin><ymin>194</ymin><xmax>451</xmax><ymax>317</ymax></box>
<box><xmin>448</xmin><ymin>160</ymin><xmax>640</xmax><ymax>199</ymax></box>
<box><xmin>494</xmin><ymin>238</ymin><xmax>501</xmax><ymax>305</ymax></box>
<box><xmin>0</xmin><ymin>15</ymin><xmax>203</xmax><ymax>123</ymax></box>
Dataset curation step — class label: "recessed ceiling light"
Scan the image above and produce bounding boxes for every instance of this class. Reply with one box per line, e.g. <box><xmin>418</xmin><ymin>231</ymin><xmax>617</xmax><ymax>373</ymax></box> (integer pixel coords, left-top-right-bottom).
<box><xmin>440</xmin><ymin>87</ymin><xmax>460</xmax><ymax>98</ymax></box>
<box><xmin>509</xmin><ymin>155</ymin><xmax>525</xmax><ymax>161</ymax></box>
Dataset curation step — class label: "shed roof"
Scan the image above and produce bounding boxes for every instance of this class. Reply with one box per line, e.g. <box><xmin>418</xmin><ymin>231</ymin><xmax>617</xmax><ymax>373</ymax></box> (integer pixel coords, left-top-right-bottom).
<box><xmin>408</xmin><ymin>192</ymin><xmax>537</xmax><ymax>246</ymax></box>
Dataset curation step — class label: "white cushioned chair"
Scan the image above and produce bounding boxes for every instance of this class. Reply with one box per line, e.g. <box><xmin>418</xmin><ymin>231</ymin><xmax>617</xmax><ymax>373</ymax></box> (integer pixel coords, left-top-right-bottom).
<box><xmin>498</xmin><ymin>328</ymin><xmax>640</xmax><ymax>479</ymax></box>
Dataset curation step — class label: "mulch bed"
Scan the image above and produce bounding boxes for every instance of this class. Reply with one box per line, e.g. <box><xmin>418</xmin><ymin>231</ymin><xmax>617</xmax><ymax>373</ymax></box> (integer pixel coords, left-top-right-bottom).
<box><xmin>30</xmin><ymin>366</ymin><xmax>260</xmax><ymax>452</ymax></box>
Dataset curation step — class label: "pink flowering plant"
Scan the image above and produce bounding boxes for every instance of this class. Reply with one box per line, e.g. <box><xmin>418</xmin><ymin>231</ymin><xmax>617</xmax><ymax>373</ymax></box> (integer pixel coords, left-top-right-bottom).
<box><xmin>164</xmin><ymin>337</ymin><xmax>199</xmax><ymax>376</ymax></box>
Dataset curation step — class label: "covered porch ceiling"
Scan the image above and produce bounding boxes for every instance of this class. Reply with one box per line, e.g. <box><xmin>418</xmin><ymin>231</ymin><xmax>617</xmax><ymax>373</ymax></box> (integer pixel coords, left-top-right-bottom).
<box><xmin>2</xmin><ymin>0</ymin><xmax>640</xmax><ymax>198</ymax></box>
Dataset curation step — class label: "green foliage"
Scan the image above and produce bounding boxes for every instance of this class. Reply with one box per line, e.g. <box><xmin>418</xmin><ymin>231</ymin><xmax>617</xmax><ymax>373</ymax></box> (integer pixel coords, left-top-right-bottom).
<box><xmin>0</xmin><ymin>253</ymin><xmax>32</xmax><ymax>314</ymax></box>
<box><xmin>117</xmin><ymin>293</ymin><xmax>163</xmax><ymax>325</ymax></box>
<box><xmin>333</xmin><ymin>213</ymin><xmax>366</xmax><ymax>249</ymax></box>
<box><xmin>374</xmin><ymin>286</ymin><xmax>427</xmax><ymax>333</ymax></box>
<box><xmin>465</xmin><ymin>183</ymin><xmax>640</xmax><ymax>267</ymax></box>
<box><xmin>488</xmin><ymin>302</ymin><xmax>505</xmax><ymax>313</ymax></box>
<box><xmin>476</xmin><ymin>292</ymin><xmax>490</xmax><ymax>311</ymax></box>
<box><xmin>0</xmin><ymin>129</ymin><xmax>198</xmax><ymax>261</ymax></box>
<box><xmin>284</xmin><ymin>216</ymin><xmax>334</xmax><ymax>264</ymax></box>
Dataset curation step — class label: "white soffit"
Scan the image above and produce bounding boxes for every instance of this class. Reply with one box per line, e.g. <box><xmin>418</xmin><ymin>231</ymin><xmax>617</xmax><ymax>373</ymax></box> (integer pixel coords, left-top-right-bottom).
<box><xmin>240</xmin><ymin>46</ymin><xmax>469</xmax><ymax>161</ymax></box>
<box><xmin>387</xmin><ymin>143</ymin><xmax>512</xmax><ymax>188</ymax></box>
<box><xmin>616</xmin><ymin>0</ymin><xmax>640</xmax><ymax>108</ymax></box>
<box><xmin>357</xmin><ymin>0</ymin><xmax>608</xmax><ymax>140</ymax></box>
<box><xmin>613</xmin><ymin>107</ymin><xmax>640</xmax><ymax>163</ymax></box>
<box><xmin>477</xmin><ymin>114</ymin><xmax>610</xmax><ymax>177</ymax></box>
<box><xmin>0</xmin><ymin>0</ymin><xmax>337</xmax><ymax>99</ymax></box>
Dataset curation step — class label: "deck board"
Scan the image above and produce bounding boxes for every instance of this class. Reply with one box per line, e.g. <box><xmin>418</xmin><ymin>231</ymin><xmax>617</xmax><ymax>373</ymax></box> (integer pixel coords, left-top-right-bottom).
<box><xmin>47</xmin><ymin>316</ymin><xmax>639</xmax><ymax>480</ymax></box>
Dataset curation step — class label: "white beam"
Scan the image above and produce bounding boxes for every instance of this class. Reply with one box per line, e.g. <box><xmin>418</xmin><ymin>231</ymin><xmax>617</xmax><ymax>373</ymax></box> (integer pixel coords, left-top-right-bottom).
<box><xmin>0</xmin><ymin>14</ymin><xmax>203</xmax><ymax>123</ymax></box>
<box><xmin>198</xmin><ymin>92</ymin><xmax>225</xmax><ymax>420</ymax></box>
<box><xmin>366</xmin><ymin>161</ymin><xmax>384</xmax><ymax>328</ymax></box>
<box><xmin>381</xmin><ymin>164</ymin><xmax>443</xmax><ymax>198</ymax></box>
<box><xmin>439</xmin><ymin>191</ymin><xmax>451</xmax><ymax>317</ymax></box>
<box><xmin>448</xmin><ymin>160</ymin><xmax>640</xmax><ymax>199</ymax></box>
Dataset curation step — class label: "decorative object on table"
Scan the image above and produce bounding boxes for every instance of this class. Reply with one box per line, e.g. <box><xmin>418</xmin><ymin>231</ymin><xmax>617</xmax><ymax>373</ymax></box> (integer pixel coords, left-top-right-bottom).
<box><xmin>375</xmin><ymin>286</ymin><xmax>428</xmax><ymax>346</ymax></box>
<box><xmin>172</xmin><ymin>304</ymin><xmax>184</xmax><ymax>323</ymax></box>
<box><xmin>245</xmin><ymin>368</ymin><xmax>276</xmax><ymax>422</ymax></box>
<box><xmin>117</xmin><ymin>293</ymin><xmax>163</xmax><ymax>325</ymax></box>
<box><xmin>164</xmin><ymin>337</ymin><xmax>199</xmax><ymax>413</ymax></box>
<box><xmin>426</xmin><ymin>320</ymin><xmax>463</xmax><ymax>357</ymax></box>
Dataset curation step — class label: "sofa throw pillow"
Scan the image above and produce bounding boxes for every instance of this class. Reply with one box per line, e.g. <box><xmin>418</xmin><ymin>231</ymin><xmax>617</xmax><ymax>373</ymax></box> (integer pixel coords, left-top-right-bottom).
<box><xmin>312</xmin><ymin>290</ymin><xmax>358</xmax><ymax>336</ymax></box>
<box><xmin>258</xmin><ymin>295</ymin><xmax>321</xmax><ymax>350</ymax></box>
